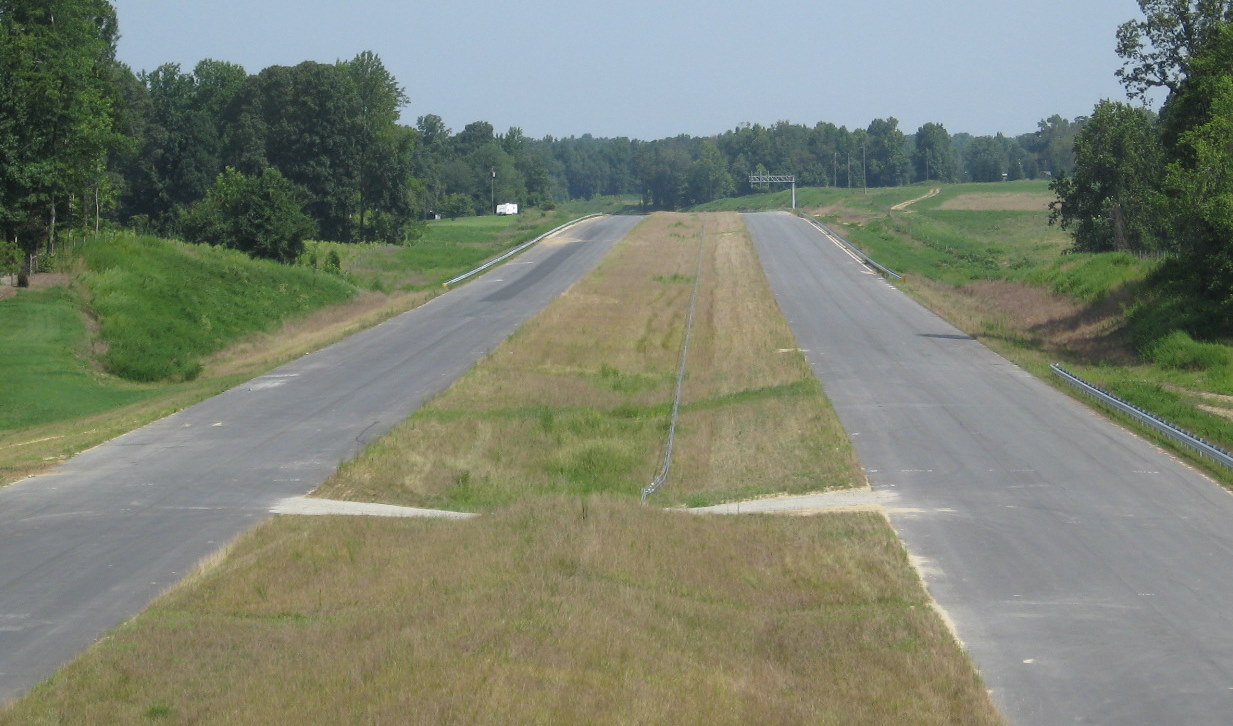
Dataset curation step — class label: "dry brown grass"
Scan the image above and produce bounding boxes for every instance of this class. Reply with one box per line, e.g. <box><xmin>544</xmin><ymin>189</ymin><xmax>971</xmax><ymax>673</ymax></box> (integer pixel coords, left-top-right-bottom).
<box><xmin>671</xmin><ymin>216</ymin><xmax>860</xmax><ymax>504</ymax></box>
<box><xmin>0</xmin><ymin>273</ymin><xmax>70</xmax><ymax>301</ymax></box>
<box><xmin>937</xmin><ymin>192</ymin><xmax>1052</xmax><ymax>211</ymax></box>
<box><xmin>201</xmin><ymin>289</ymin><xmax>436</xmax><ymax>380</ymax></box>
<box><xmin>316</xmin><ymin>212</ymin><xmax>860</xmax><ymax>510</ymax></box>
<box><xmin>904</xmin><ymin>277</ymin><xmax>1136</xmax><ymax>368</ymax></box>
<box><xmin>1</xmin><ymin>499</ymin><xmax>1001</xmax><ymax>726</ymax></box>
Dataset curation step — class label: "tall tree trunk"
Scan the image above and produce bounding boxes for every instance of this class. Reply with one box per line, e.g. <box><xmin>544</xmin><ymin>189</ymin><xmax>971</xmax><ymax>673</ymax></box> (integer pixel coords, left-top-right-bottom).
<box><xmin>1111</xmin><ymin>203</ymin><xmax>1128</xmax><ymax>251</ymax></box>
<box><xmin>49</xmin><ymin>195</ymin><xmax>57</xmax><ymax>256</ymax></box>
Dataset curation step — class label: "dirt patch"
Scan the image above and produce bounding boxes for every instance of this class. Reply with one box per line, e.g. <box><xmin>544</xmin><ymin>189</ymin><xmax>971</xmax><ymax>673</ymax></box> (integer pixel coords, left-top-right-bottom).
<box><xmin>1163</xmin><ymin>385</ymin><xmax>1233</xmax><ymax>406</ymax></box>
<box><xmin>0</xmin><ymin>272</ymin><xmax>70</xmax><ymax>301</ymax></box>
<box><xmin>892</xmin><ymin>187</ymin><xmax>940</xmax><ymax>211</ymax></box>
<box><xmin>1198</xmin><ymin>404</ymin><xmax>1233</xmax><ymax>421</ymax></box>
<box><xmin>918</xmin><ymin>277</ymin><xmax>1136</xmax><ymax>365</ymax></box>
<box><xmin>939</xmin><ymin>192</ymin><xmax>1052</xmax><ymax>212</ymax></box>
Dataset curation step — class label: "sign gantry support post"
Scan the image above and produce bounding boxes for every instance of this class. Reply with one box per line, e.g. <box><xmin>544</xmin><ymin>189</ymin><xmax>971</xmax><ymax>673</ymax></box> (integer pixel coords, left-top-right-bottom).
<box><xmin>749</xmin><ymin>174</ymin><xmax>796</xmax><ymax>209</ymax></box>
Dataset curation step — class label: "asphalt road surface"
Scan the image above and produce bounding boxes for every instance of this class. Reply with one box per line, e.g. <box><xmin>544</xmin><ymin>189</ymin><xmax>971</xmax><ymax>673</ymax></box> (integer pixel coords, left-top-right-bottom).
<box><xmin>0</xmin><ymin>214</ymin><xmax>642</xmax><ymax>704</ymax></box>
<box><xmin>746</xmin><ymin>211</ymin><xmax>1233</xmax><ymax>725</ymax></box>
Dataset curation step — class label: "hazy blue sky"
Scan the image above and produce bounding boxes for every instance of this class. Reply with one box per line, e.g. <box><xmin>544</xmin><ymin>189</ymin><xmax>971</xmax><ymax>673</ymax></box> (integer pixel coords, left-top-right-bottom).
<box><xmin>110</xmin><ymin>1</ymin><xmax>1159</xmax><ymax>140</ymax></box>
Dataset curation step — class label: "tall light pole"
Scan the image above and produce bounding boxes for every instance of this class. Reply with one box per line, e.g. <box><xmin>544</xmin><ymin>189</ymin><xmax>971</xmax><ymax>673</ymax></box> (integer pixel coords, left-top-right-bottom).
<box><xmin>862</xmin><ymin>143</ymin><xmax>867</xmax><ymax>195</ymax></box>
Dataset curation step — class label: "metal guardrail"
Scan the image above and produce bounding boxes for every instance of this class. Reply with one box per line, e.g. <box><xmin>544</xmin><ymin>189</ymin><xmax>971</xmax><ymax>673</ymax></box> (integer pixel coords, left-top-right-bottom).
<box><xmin>441</xmin><ymin>213</ymin><xmax>604</xmax><ymax>287</ymax></box>
<box><xmin>1051</xmin><ymin>364</ymin><xmax>1233</xmax><ymax>470</ymax></box>
<box><xmin>641</xmin><ymin>229</ymin><xmax>707</xmax><ymax>503</ymax></box>
<box><xmin>796</xmin><ymin>212</ymin><xmax>904</xmax><ymax>281</ymax></box>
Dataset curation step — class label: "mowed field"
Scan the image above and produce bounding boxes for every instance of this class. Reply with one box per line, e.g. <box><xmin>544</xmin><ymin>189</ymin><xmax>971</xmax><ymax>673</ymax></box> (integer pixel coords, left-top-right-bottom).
<box><xmin>2</xmin><ymin>213</ymin><xmax>1001</xmax><ymax>725</ymax></box>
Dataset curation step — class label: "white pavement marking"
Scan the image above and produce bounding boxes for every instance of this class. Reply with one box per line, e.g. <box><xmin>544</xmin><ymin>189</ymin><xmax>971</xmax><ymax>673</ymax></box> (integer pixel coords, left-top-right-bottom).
<box><xmin>271</xmin><ymin>496</ymin><xmax>477</xmax><ymax>519</ymax></box>
<box><xmin>686</xmin><ymin>488</ymin><xmax>892</xmax><ymax>515</ymax></box>
<box><xmin>273</xmin><ymin>489</ymin><xmax>898</xmax><ymax>520</ymax></box>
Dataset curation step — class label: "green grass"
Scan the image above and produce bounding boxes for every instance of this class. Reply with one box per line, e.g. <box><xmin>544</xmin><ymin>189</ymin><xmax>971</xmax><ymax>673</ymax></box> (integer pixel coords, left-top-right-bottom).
<box><xmin>837</xmin><ymin>208</ymin><xmax>1070</xmax><ymax>287</ymax></box>
<box><xmin>809</xmin><ymin>185</ymin><xmax>1154</xmax><ymax>301</ymax></box>
<box><xmin>1024</xmin><ymin>251</ymin><xmax>1157</xmax><ymax>303</ymax></box>
<box><xmin>1063</xmin><ymin>362</ymin><xmax>1233</xmax><ymax>464</ymax></box>
<box><xmin>79</xmin><ymin>234</ymin><xmax>357</xmax><ymax>381</ymax></box>
<box><xmin>0</xmin><ymin>287</ymin><xmax>159</xmax><ymax>431</ymax></box>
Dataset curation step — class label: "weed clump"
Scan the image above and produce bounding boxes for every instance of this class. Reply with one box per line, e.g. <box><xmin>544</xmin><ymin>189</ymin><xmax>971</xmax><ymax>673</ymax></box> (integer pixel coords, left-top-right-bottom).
<box><xmin>1145</xmin><ymin>330</ymin><xmax>1231</xmax><ymax>371</ymax></box>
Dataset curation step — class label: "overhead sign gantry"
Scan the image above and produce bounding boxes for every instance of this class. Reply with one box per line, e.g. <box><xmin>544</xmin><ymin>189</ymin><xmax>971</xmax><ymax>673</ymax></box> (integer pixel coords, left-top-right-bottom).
<box><xmin>749</xmin><ymin>174</ymin><xmax>796</xmax><ymax>209</ymax></box>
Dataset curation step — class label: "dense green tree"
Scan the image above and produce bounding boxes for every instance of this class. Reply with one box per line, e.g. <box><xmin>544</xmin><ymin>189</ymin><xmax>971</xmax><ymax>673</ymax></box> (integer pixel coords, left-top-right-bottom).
<box><xmin>0</xmin><ymin>0</ymin><xmax>119</xmax><ymax>274</ymax></box>
<box><xmin>913</xmin><ymin>123</ymin><xmax>956</xmax><ymax>182</ymax></box>
<box><xmin>453</xmin><ymin>121</ymin><xmax>495</xmax><ymax>158</ymax></box>
<box><xmin>120</xmin><ymin>63</ymin><xmax>220</xmax><ymax>231</ymax></box>
<box><xmin>344</xmin><ymin>51</ymin><xmax>409</xmax><ymax>240</ymax></box>
<box><xmin>1020</xmin><ymin>115</ymin><xmax>1082</xmax><ymax>177</ymax></box>
<box><xmin>864</xmin><ymin>118</ymin><xmax>910</xmax><ymax>187</ymax></box>
<box><xmin>964</xmin><ymin>136</ymin><xmax>1007</xmax><ymax>182</ymax></box>
<box><xmin>639</xmin><ymin>141</ymin><xmax>690</xmax><ymax>209</ymax></box>
<box><xmin>1116</xmin><ymin>0</ymin><xmax>1233</xmax><ymax>100</ymax></box>
<box><xmin>184</xmin><ymin>167</ymin><xmax>314</xmax><ymax>262</ymax></box>
<box><xmin>1158</xmin><ymin>23</ymin><xmax>1233</xmax><ymax>311</ymax></box>
<box><xmin>249</xmin><ymin>61</ymin><xmax>363</xmax><ymax>241</ymax></box>
<box><xmin>412</xmin><ymin>113</ymin><xmax>450</xmax><ymax>214</ymax></box>
<box><xmin>1049</xmin><ymin>101</ymin><xmax>1165</xmax><ymax>253</ymax></box>
<box><xmin>685</xmin><ymin>141</ymin><xmax>734</xmax><ymax>204</ymax></box>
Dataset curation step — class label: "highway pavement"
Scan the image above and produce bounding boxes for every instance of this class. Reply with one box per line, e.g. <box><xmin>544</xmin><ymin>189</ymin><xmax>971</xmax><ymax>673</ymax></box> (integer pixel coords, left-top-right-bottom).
<box><xmin>746</xmin><ymin>211</ymin><xmax>1233</xmax><ymax>725</ymax></box>
<box><xmin>0</xmin><ymin>214</ymin><xmax>642</xmax><ymax>704</ymax></box>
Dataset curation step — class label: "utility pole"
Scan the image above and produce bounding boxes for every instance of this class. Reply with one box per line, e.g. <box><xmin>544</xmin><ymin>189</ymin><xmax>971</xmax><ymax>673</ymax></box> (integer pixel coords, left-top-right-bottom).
<box><xmin>490</xmin><ymin>168</ymin><xmax>495</xmax><ymax>214</ymax></box>
<box><xmin>847</xmin><ymin>152</ymin><xmax>851</xmax><ymax>189</ymax></box>
<box><xmin>833</xmin><ymin>151</ymin><xmax>837</xmax><ymax>189</ymax></box>
<box><xmin>862</xmin><ymin>143</ymin><xmax>867</xmax><ymax>195</ymax></box>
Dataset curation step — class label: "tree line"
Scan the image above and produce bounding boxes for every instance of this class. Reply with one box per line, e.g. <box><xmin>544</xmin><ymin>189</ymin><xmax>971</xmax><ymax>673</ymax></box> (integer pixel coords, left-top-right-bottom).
<box><xmin>1050</xmin><ymin>0</ymin><xmax>1233</xmax><ymax>331</ymax></box>
<box><xmin>3</xmin><ymin>0</ymin><xmax>1086</xmax><ymax>273</ymax></box>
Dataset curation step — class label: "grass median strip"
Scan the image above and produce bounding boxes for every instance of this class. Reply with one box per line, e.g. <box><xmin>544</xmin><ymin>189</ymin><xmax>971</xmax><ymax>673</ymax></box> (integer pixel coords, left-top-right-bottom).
<box><xmin>316</xmin><ymin>212</ymin><xmax>861</xmax><ymax>510</ymax></box>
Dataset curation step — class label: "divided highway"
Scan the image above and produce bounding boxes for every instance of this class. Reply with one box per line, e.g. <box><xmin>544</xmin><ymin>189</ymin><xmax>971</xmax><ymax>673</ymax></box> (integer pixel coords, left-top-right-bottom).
<box><xmin>746</xmin><ymin>211</ymin><xmax>1233</xmax><ymax>725</ymax></box>
<box><xmin>0</xmin><ymin>215</ymin><xmax>642</xmax><ymax>704</ymax></box>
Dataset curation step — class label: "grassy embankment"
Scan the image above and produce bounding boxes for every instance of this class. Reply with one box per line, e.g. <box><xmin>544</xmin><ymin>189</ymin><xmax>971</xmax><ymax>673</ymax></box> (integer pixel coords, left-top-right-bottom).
<box><xmin>710</xmin><ymin>180</ymin><xmax>1233</xmax><ymax>480</ymax></box>
<box><xmin>2</xmin><ymin>213</ymin><xmax>1002</xmax><ymax>725</ymax></box>
<box><xmin>0</xmin><ymin>207</ymin><xmax>593</xmax><ymax>485</ymax></box>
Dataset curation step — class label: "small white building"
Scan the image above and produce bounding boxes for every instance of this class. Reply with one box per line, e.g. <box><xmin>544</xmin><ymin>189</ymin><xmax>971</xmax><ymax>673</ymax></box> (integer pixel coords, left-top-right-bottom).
<box><xmin>496</xmin><ymin>203</ymin><xmax>519</xmax><ymax>216</ymax></box>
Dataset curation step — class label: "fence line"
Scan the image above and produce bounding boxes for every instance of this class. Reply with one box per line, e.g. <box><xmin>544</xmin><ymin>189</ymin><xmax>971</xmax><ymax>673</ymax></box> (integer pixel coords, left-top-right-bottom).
<box><xmin>641</xmin><ymin>224</ymin><xmax>707</xmax><ymax>503</ymax></box>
